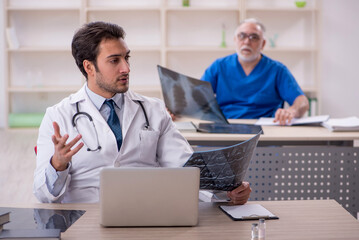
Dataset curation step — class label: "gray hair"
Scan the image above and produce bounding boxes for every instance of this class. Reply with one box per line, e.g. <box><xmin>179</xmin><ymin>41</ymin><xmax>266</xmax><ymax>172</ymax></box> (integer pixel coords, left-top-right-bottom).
<box><xmin>237</xmin><ymin>18</ymin><xmax>266</xmax><ymax>33</ymax></box>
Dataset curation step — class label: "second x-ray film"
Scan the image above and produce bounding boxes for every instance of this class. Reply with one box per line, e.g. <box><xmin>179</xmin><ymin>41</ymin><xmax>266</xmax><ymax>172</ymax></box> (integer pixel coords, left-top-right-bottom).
<box><xmin>158</xmin><ymin>65</ymin><xmax>228</xmax><ymax>123</ymax></box>
<box><xmin>184</xmin><ymin>132</ymin><xmax>261</xmax><ymax>191</ymax></box>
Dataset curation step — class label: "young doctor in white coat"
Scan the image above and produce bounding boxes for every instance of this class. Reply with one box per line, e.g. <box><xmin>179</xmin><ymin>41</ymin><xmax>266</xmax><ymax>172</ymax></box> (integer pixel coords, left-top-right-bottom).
<box><xmin>33</xmin><ymin>21</ymin><xmax>251</xmax><ymax>204</ymax></box>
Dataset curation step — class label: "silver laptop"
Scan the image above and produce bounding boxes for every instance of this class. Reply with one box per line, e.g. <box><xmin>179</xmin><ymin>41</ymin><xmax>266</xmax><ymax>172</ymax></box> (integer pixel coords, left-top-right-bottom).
<box><xmin>100</xmin><ymin>167</ymin><xmax>200</xmax><ymax>227</ymax></box>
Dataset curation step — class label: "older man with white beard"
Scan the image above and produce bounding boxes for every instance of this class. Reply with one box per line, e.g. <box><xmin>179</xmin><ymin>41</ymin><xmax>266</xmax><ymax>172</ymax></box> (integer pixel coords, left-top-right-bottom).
<box><xmin>201</xmin><ymin>18</ymin><xmax>309</xmax><ymax>125</ymax></box>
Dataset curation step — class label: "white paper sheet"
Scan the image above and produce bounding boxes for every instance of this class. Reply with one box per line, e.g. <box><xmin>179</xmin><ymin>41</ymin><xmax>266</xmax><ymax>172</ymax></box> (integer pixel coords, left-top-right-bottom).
<box><xmin>322</xmin><ymin>116</ymin><xmax>359</xmax><ymax>131</ymax></box>
<box><xmin>174</xmin><ymin>121</ymin><xmax>197</xmax><ymax>132</ymax></box>
<box><xmin>255</xmin><ymin>115</ymin><xmax>329</xmax><ymax>126</ymax></box>
<box><xmin>220</xmin><ymin>204</ymin><xmax>277</xmax><ymax>220</ymax></box>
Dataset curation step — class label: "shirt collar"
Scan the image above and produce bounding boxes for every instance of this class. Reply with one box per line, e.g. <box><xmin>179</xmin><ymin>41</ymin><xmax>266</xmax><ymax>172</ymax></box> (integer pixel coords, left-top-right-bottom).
<box><xmin>85</xmin><ymin>84</ymin><xmax>123</xmax><ymax>110</ymax></box>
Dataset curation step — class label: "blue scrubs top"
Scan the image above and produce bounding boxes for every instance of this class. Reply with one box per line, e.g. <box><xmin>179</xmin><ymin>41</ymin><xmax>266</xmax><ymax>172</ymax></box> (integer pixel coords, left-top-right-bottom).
<box><xmin>201</xmin><ymin>53</ymin><xmax>304</xmax><ymax>119</ymax></box>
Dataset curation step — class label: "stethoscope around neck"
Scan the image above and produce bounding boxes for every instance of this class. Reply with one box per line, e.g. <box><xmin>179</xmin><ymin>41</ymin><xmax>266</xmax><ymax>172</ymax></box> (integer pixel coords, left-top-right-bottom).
<box><xmin>71</xmin><ymin>100</ymin><xmax>149</xmax><ymax>152</ymax></box>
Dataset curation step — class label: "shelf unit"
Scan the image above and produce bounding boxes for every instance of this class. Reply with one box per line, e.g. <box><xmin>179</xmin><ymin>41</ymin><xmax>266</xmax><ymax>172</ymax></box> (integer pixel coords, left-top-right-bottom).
<box><xmin>3</xmin><ymin>0</ymin><xmax>321</xmax><ymax>128</ymax></box>
<box><xmin>244</xmin><ymin>0</ymin><xmax>320</xmax><ymax>101</ymax></box>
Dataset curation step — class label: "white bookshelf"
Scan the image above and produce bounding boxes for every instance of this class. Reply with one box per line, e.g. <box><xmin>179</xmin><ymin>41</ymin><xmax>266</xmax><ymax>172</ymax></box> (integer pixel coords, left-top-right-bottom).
<box><xmin>3</xmin><ymin>0</ymin><xmax>321</xmax><ymax>127</ymax></box>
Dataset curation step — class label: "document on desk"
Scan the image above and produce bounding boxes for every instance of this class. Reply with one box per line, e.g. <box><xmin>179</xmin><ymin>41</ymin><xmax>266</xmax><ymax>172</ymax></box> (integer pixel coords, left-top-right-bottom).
<box><xmin>219</xmin><ymin>204</ymin><xmax>279</xmax><ymax>221</ymax></box>
<box><xmin>174</xmin><ymin>121</ymin><xmax>198</xmax><ymax>132</ymax></box>
<box><xmin>321</xmin><ymin>116</ymin><xmax>359</xmax><ymax>131</ymax></box>
<box><xmin>183</xmin><ymin>132</ymin><xmax>261</xmax><ymax>191</ymax></box>
<box><xmin>255</xmin><ymin>115</ymin><xmax>329</xmax><ymax>126</ymax></box>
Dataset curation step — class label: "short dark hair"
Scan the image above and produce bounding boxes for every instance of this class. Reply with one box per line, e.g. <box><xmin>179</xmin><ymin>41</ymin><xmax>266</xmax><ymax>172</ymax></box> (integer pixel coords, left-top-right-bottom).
<box><xmin>71</xmin><ymin>21</ymin><xmax>126</xmax><ymax>79</ymax></box>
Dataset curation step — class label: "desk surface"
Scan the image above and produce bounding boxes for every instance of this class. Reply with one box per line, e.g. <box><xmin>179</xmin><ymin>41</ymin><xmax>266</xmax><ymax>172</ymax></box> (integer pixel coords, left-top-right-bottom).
<box><xmin>180</xmin><ymin>119</ymin><xmax>359</xmax><ymax>144</ymax></box>
<box><xmin>2</xmin><ymin>200</ymin><xmax>359</xmax><ymax>240</ymax></box>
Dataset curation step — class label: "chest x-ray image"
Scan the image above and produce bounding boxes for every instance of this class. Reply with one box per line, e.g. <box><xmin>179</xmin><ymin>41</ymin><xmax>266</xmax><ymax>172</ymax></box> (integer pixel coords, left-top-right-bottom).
<box><xmin>184</xmin><ymin>132</ymin><xmax>261</xmax><ymax>191</ymax></box>
<box><xmin>158</xmin><ymin>65</ymin><xmax>228</xmax><ymax>123</ymax></box>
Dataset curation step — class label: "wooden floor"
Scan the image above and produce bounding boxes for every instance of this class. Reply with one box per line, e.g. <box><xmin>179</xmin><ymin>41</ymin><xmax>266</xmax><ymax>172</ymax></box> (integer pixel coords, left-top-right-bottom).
<box><xmin>0</xmin><ymin>128</ymin><xmax>39</xmax><ymax>204</ymax></box>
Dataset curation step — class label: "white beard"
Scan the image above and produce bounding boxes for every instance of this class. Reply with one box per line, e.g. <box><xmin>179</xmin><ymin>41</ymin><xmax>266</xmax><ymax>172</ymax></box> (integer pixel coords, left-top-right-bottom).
<box><xmin>237</xmin><ymin>46</ymin><xmax>261</xmax><ymax>63</ymax></box>
<box><xmin>237</xmin><ymin>52</ymin><xmax>260</xmax><ymax>62</ymax></box>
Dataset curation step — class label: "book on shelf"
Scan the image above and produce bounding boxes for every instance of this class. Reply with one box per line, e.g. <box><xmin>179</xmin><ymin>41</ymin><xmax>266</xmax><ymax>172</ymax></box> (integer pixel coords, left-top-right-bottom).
<box><xmin>321</xmin><ymin>116</ymin><xmax>359</xmax><ymax>132</ymax></box>
<box><xmin>308</xmin><ymin>97</ymin><xmax>318</xmax><ymax>116</ymax></box>
<box><xmin>0</xmin><ymin>229</ymin><xmax>60</xmax><ymax>239</ymax></box>
<box><xmin>5</xmin><ymin>27</ymin><xmax>19</xmax><ymax>50</ymax></box>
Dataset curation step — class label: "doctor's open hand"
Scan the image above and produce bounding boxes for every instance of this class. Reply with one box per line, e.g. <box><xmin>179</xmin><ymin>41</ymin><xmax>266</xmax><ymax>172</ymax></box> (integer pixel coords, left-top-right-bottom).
<box><xmin>227</xmin><ymin>181</ymin><xmax>251</xmax><ymax>205</ymax></box>
<box><xmin>51</xmin><ymin>121</ymin><xmax>84</xmax><ymax>171</ymax></box>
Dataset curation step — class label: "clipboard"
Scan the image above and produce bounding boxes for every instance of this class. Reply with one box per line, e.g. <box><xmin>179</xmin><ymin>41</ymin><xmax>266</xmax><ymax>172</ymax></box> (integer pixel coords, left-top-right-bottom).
<box><xmin>219</xmin><ymin>204</ymin><xmax>279</xmax><ymax>221</ymax></box>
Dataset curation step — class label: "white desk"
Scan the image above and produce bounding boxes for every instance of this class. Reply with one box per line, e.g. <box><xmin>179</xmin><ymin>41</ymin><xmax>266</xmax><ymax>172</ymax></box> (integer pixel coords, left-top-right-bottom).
<box><xmin>2</xmin><ymin>200</ymin><xmax>359</xmax><ymax>240</ymax></box>
<box><xmin>178</xmin><ymin>119</ymin><xmax>359</xmax><ymax>218</ymax></box>
<box><xmin>180</xmin><ymin>119</ymin><xmax>359</xmax><ymax>146</ymax></box>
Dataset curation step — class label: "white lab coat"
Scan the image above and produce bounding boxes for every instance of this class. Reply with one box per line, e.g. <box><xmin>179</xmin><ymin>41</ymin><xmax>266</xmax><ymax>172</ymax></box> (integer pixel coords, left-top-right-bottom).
<box><xmin>33</xmin><ymin>84</ymin><xmax>193</xmax><ymax>203</ymax></box>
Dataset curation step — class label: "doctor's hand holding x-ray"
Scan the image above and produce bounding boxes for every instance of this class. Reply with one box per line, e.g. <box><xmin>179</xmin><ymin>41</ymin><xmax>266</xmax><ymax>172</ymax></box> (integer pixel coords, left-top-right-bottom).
<box><xmin>33</xmin><ymin>21</ymin><xmax>251</xmax><ymax>204</ymax></box>
<box><xmin>227</xmin><ymin>182</ymin><xmax>251</xmax><ymax>205</ymax></box>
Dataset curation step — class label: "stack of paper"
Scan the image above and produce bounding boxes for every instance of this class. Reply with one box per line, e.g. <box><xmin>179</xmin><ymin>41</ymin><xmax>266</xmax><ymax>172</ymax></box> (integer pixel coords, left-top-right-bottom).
<box><xmin>322</xmin><ymin>116</ymin><xmax>359</xmax><ymax>132</ymax></box>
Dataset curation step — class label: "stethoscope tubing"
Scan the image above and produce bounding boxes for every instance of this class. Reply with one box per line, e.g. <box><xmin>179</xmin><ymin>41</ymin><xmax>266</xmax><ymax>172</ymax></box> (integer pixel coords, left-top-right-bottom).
<box><xmin>71</xmin><ymin>100</ymin><xmax>150</xmax><ymax>151</ymax></box>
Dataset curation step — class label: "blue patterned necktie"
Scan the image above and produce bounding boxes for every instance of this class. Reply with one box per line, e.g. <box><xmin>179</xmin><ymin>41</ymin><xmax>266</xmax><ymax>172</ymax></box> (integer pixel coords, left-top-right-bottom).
<box><xmin>105</xmin><ymin>99</ymin><xmax>122</xmax><ymax>151</ymax></box>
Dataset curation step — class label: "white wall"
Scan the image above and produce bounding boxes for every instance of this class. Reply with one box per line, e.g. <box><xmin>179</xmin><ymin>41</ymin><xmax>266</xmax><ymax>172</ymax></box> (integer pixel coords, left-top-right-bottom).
<box><xmin>0</xmin><ymin>1</ymin><xmax>5</xmax><ymax>128</ymax></box>
<box><xmin>0</xmin><ymin>1</ymin><xmax>359</xmax><ymax>128</ymax></box>
<box><xmin>320</xmin><ymin>0</ymin><xmax>359</xmax><ymax>117</ymax></box>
